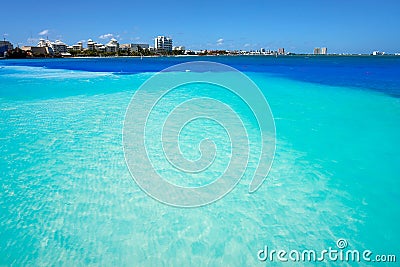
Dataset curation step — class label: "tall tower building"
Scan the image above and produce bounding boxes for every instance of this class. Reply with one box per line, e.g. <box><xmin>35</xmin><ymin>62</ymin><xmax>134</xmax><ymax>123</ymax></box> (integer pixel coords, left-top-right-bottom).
<box><xmin>314</xmin><ymin>47</ymin><xmax>321</xmax><ymax>55</ymax></box>
<box><xmin>155</xmin><ymin>36</ymin><xmax>173</xmax><ymax>52</ymax></box>
<box><xmin>321</xmin><ymin>47</ymin><xmax>327</xmax><ymax>55</ymax></box>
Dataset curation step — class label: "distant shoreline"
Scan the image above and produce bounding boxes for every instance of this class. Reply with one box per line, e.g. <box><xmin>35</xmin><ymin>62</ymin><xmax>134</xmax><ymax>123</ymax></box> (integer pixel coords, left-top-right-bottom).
<box><xmin>2</xmin><ymin>54</ymin><xmax>399</xmax><ymax>60</ymax></box>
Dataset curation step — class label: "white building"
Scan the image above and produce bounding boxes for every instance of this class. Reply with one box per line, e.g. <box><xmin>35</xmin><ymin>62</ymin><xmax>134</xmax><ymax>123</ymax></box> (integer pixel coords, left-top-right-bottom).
<box><xmin>119</xmin><ymin>43</ymin><xmax>149</xmax><ymax>53</ymax></box>
<box><xmin>52</xmin><ymin>40</ymin><xmax>68</xmax><ymax>54</ymax></box>
<box><xmin>314</xmin><ymin>47</ymin><xmax>327</xmax><ymax>55</ymax></box>
<box><xmin>68</xmin><ymin>41</ymin><xmax>84</xmax><ymax>52</ymax></box>
<box><xmin>131</xmin><ymin>43</ymin><xmax>149</xmax><ymax>52</ymax></box>
<box><xmin>37</xmin><ymin>38</ymin><xmax>52</xmax><ymax>48</ymax></box>
<box><xmin>37</xmin><ymin>38</ymin><xmax>66</xmax><ymax>54</ymax></box>
<box><xmin>72</xmin><ymin>41</ymin><xmax>83</xmax><ymax>51</ymax></box>
<box><xmin>87</xmin><ymin>39</ymin><xmax>96</xmax><ymax>50</ymax></box>
<box><xmin>173</xmin><ymin>46</ymin><xmax>185</xmax><ymax>51</ymax></box>
<box><xmin>372</xmin><ymin>51</ymin><xmax>385</xmax><ymax>56</ymax></box>
<box><xmin>119</xmin><ymin>44</ymin><xmax>131</xmax><ymax>52</ymax></box>
<box><xmin>155</xmin><ymin>36</ymin><xmax>172</xmax><ymax>52</ymax></box>
<box><xmin>95</xmin><ymin>43</ymin><xmax>106</xmax><ymax>52</ymax></box>
<box><xmin>106</xmin><ymin>38</ymin><xmax>119</xmax><ymax>53</ymax></box>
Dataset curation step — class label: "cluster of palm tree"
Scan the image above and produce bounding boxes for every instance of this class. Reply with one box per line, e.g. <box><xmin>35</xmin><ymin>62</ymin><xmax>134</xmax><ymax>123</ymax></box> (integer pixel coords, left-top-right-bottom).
<box><xmin>5</xmin><ymin>48</ymin><xmax>28</xmax><ymax>58</ymax></box>
<box><xmin>198</xmin><ymin>50</ymin><xmax>236</xmax><ymax>56</ymax></box>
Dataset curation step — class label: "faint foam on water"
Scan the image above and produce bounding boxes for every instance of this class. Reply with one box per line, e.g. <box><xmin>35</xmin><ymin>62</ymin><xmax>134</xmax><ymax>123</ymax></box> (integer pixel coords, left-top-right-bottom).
<box><xmin>0</xmin><ymin>65</ymin><xmax>112</xmax><ymax>79</ymax></box>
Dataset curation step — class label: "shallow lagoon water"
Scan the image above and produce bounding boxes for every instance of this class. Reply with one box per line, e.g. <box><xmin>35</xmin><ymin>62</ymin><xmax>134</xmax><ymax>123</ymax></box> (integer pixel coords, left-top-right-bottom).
<box><xmin>0</xmin><ymin>57</ymin><xmax>399</xmax><ymax>265</ymax></box>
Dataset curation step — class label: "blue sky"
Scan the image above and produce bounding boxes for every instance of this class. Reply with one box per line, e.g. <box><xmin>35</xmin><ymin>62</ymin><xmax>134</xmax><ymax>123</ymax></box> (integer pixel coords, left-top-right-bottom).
<box><xmin>2</xmin><ymin>0</ymin><xmax>399</xmax><ymax>53</ymax></box>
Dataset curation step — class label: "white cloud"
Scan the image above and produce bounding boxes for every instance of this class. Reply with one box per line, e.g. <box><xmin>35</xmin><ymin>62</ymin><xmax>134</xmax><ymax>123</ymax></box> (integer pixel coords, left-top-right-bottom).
<box><xmin>99</xmin><ymin>33</ymin><xmax>114</xmax><ymax>39</ymax></box>
<box><xmin>216</xmin><ymin>38</ymin><xmax>224</xmax><ymax>46</ymax></box>
<box><xmin>244</xmin><ymin>43</ymin><xmax>251</xmax><ymax>47</ymax></box>
<box><xmin>39</xmin><ymin>29</ymin><xmax>49</xmax><ymax>36</ymax></box>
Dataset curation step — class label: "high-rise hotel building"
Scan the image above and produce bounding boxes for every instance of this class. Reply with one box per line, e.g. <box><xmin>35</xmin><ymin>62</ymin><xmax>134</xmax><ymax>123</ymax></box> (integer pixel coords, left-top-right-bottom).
<box><xmin>314</xmin><ymin>47</ymin><xmax>321</xmax><ymax>55</ymax></box>
<box><xmin>314</xmin><ymin>47</ymin><xmax>327</xmax><ymax>55</ymax></box>
<box><xmin>155</xmin><ymin>36</ymin><xmax>172</xmax><ymax>52</ymax></box>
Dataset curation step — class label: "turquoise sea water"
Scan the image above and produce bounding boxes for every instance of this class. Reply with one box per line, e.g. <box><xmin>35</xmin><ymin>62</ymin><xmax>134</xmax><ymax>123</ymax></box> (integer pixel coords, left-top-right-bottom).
<box><xmin>0</xmin><ymin>57</ymin><xmax>399</xmax><ymax>265</ymax></box>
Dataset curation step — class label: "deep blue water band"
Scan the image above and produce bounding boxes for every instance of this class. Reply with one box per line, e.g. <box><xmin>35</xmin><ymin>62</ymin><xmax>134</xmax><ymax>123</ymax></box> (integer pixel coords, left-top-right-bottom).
<box><xmin>1</xmin><ymin>56</ymin><xmax>400</xmax><ymax>97</ymax></box>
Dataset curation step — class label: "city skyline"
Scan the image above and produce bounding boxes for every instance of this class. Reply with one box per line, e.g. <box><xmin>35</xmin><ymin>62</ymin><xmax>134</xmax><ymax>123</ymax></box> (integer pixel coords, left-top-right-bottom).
<box><xmin>2</xmin><ymin>35</ymin><xmax>295</xmax><ymax>57</ymax></box>
<box><xmin>2</xmin><ymin>0</ymin><xmax>399</xmax><ymax>54</ymax></box>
